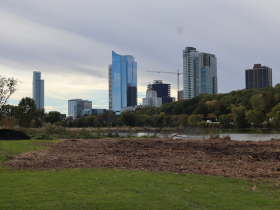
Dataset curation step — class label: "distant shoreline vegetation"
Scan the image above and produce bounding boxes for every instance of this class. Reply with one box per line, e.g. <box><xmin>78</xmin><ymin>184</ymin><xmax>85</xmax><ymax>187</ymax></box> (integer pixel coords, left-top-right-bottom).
<box><xmin>2</xmin><ymin>85</ymin><xmax>280</xmax><ymax>129</ymax></box>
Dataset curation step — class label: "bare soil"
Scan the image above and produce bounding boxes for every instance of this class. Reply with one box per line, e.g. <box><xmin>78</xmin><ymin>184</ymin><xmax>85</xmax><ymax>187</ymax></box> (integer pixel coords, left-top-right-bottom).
<box><xmin>6</xmin><ymin>137</ymin><xmax>280</xmax><ymax>180</ymax></box>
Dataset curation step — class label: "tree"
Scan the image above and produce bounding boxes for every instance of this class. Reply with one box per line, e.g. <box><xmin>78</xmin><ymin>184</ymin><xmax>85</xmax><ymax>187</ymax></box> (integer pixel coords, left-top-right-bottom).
<box><xmin>245</xmin><ymin>110</ymin><xmax>264</xmax><ymax>128</ymax></box>
<box><xmin>188</xmin><ymin>114</ymin><xmax>201</xmax><ymax>127</ymax></box>
<box><xmin>32</xmin><ymin>108</ymin><xmax>46</xmax><ymax>127</ymax></box>
<box><xmin>219</xmin><ymin>114</ymin><xmax>232</xmax><ymax>128</ymax></box>
<box><xmin>0</xmin><ymin>76</ymin><xmax>18</xmax><ymax>110</ymax></box>
<box><xmin>18</xmin><ymin>97</ymin><xmax>37</xmax><ymax>127</ymax></box>
<box><xmin>44</xmin><ymin>111</ymin><xmax>62</xmax><ymax>124</ymax></box>
<box><xmin>245</xmin><ymin>94</ymin><xmax>265</xmax><ymax>127</ymax></box>
<box><xmin>262</xmin><ymin>92</ymin><xmax>277</xmax><ymax>114</ymax></box>
<box><xmin>178</xmin><ymin>114</ymin><xmax>188</xmax><ymax>127</ymax></box>
<box><xmin>232</xmin><ymin>106</ymin><xmax>248</xmax><ymax>128</ymax></box>
<box><xmin>270</xmin><ymin>103</ymin><xmax>280</xmax><ymax>128</ymax></box>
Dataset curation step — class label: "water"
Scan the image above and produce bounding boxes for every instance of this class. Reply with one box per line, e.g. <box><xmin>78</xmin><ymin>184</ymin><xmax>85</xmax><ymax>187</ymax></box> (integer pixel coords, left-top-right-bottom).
<box><xmin>118</xmin><ymin>129</ymin><xmax>280</xmax><ymax>141</ymax></box>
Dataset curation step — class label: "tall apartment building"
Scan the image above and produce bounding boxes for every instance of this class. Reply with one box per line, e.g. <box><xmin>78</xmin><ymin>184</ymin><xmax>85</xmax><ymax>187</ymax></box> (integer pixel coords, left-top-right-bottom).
<box><xmin>109</xmin><ymin>51</ymin><xmax>137</xmax><ymax>114</ymax></box>
<box><xmin>147</xmin><ymin>80</ymin><xmax>174</xmax><ymax>104</ymax></box>
<box><xmin>198</xmin><ymin>53</ymin><xmax>218</xmax><ymax>95</ymax></box>
<box><xmin>183</xmin><ymin>47</ymin><xmax>198</xmax><ymax>99</ymax></box>
<box><xmin>32</xmin><ymin>71</ymin><xmax>44</xmax><ymax>109</ymax></box>
<box><xmin>183</xmin><ymin>47</ymin><xmax>218</xmax><ymax>99</ymax></box>
<box><xmin>245</xmin><ymin>64</ymin><xmax>272</xmax><ymax>90</ymax></box>
<box><xmin>68</xmin><ymin>99</ymin><xmax>92</xmax><ymax>118</ymax></box>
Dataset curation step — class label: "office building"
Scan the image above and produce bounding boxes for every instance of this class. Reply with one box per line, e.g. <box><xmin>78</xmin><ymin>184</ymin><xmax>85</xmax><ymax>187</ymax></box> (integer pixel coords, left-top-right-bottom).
<box><xmin>82</xmin><ymin>109</ymin><xmax>106</xmax><ymax>116</ymax></box>
<box><xmin>32</xmin><ymin>71</ymin><xmax>44</xmax><ymax>109</ymax></box>
<box><xmin>109</xmin><ymin>51</ymin><xmax>137</xmax><ymax>114</ymax></box>
<box><xmin>68</xmin><ymin>99</ymin><xmax>92</xmax><ymax>118</ymax></box>
<box><xmin>147</xmin><ymin>80</ymin><xmax>174</xmax><ymax>104</ymax></box>
<box><xmin>183</xmin><ymin>47</ymin><xmax>218</xmax><ymax>99</ymax></box>
<box><xmin>245</xmin><ymin>64</ymin><xmax>272</xmax><ymax>90</ymax></box>
<box><xmin>142</xmin><ymin>88</ymin><xmax>162</xmax><ymax>107</ymax></box>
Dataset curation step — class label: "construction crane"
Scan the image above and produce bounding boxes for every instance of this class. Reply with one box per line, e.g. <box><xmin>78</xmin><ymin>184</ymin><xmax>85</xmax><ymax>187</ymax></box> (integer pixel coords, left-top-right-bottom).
<box><xmin>146</xmin><ymin>70</ymin><xmax>183</xmax><ymax>100</ymax></box>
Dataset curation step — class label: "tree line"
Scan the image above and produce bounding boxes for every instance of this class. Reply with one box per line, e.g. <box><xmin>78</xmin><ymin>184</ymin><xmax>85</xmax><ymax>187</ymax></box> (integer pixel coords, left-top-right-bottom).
<box><xmin>2</xmin><ymin>84</ymin><xmax>280</xmax><ymax>128</ymax></box>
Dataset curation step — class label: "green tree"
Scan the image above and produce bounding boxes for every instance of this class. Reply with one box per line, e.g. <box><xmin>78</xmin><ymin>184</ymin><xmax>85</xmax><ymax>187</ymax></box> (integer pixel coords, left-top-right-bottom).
<box><xmin>250</xmin><ymin>94</ymin><xmax>263</xmax><ymax>111</ymax></box>
<box><xmin>44</xmin><ymin>111</ymin><xmax>62</xmax><ymax>124</ymax></box>
<box><xmin>245</xmin><ymin>94</ymin><xmax>265</xmax><ymax>127</ymax></box>
<box><xmin>32</xmin><ymin>108</ymin><xmax>46</xmax><ymax>127</ymax></box>
<box><xmin>178</xmin><ymin>114</ymin><xmax>188</xmax><ymax>127</ymax></box>
<box><xmin>188</xmin><ymin>114</ymin><xmax>201</xmax><ymax>127</ymax></box>
<box><xmin>0</xmin><ymin>76</ymin><xmax>18</xmax><ymax>110</ymax></box>
<box><xmin>232</xmin><ymin>106</ymin><xmax>248</xmax><ymax>128</ymax></box>
<box><xmin>18</xmin><ymin>97</ymin><xmax>37</xmax><ymax>127</ymax></box>
<box><xmin>270</xmin><ymin>103</ymin><xmax>280</xmax><ymax>128</ymax></box>
<box><xmin>219</xmin><ymin>114</ymin><xmax>232</xmax><ymax>128</ymax></box>
<box><xmin>262</xmin><ymin>92</ymin><xmax>277</xmax><ymax>114</ymax></box>
<box><xmin>245</xmin><ymin>110</ymin><xmax>264</xmax><ymax>128</ymax></box>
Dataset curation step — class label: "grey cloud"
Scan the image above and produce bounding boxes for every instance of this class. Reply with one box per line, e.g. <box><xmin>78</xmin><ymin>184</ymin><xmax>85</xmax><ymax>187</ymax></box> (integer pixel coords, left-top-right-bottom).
<box><xmin>1</xmin><ymin>0</ymin><xmax>280</xmax><ymax>101</ymax></box>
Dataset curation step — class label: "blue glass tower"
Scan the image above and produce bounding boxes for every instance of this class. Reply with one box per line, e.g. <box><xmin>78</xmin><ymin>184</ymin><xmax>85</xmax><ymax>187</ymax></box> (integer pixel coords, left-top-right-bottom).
<box><xmin>32</xmin><ymin>71</ymin><xmax>44</xmax><ymax>109</ymax></box>
<box><xmin>109</xmin><ymin>51</ymin><xmax>137</xmax><ymax>114</ymax></box>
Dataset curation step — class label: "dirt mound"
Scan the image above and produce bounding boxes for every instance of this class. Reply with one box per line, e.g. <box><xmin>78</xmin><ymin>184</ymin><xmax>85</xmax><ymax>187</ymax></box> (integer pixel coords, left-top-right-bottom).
<box><xmin>0</xmin><ymin>129</ymin><xmax>31</xmax><ymax>140</ymax></box>
<box><xmin>6</xmin><ymin>137</ymin><xmax>280</xmax><ymax>180</ymax></box>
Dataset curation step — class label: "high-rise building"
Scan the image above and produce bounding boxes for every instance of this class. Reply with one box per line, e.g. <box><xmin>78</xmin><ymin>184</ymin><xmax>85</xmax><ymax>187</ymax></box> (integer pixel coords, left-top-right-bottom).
<box><xmin>198</xmin><ymin>53</ymin><xmax>218</xmax><ymax>95</ymax></box>
<box><xmin>32</xmin><ymin>71</ymin><xmax>44</xmax><ymax>109</ymax></box>
<box><xmin>183</xmin><ymin>47</ymin><xmax>218</xmax><ymax>99</ymax></box>
<box><xmin>147</xmin><ymin>80</ymin><xmax>174</xmax><ymax>104</ymax></box>
<box><xmin>109</xmin><ymin>51</ymin><xmax>137</xmax><ymax>114</ymax></box>
<box><xmin>68</xmin><ymin>99</ymin><xmax>92</xmax><ymax>118</ymax></box>
<box><xmin>245</xmin><ymin>64</ymin><xmax>272</xmax><ymax>90</ymax></box>
<box><xmin>142</xmin><ymin>88</ymin><xmax>162</xmax><ymax>107</ymax></box>
<box><xmin>183</xmin><ymin>47</ymin><xmax>198</xmax><ymax>99</ymax></box>
<box><xmin>177</xmin><ymin>90</ymin><xmax>184</xmax><ymax>100</ymax></box>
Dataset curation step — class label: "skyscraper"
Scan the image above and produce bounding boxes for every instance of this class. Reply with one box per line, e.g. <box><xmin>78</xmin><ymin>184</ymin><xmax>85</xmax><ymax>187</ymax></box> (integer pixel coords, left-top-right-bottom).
<box><xmin>183</xmin><ymin>47</ymin><xmax>218</xmax><ymax>99</ymax></box>
<box><xmin>183</xmin><ymin>47</ymin><xmax>198</xmax><ymax>99</ymax></box>
<box><xmin>109</xmin><ymin>51</ymin><xmax>137</xmax><ymax>114</ymax></box>
<box><xmin>198</xmin><ymin>53</ymin><xmax>218</xmax><ymax>95</ymax></box>
<box><xmin>245</xmin><ymin>64</ymin><xmax>272</xmax><ymax>90</ymax></box>
<box><xmin>68</xmin><ymin>99</ymin><xmax>92</xmax><ymax>118</ymax></box>
<box><xmin>32</xmin><ymin>71</ymin><xmax>44</xmax><ymax>109</ymax></box>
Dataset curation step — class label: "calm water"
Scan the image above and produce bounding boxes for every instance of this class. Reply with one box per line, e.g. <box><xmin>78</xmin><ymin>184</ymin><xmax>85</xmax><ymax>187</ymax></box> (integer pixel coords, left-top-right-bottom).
<box><xmin>118</xmin><ymin>129</ymin><xmax>280</xmax><ymax>141</ymax></box>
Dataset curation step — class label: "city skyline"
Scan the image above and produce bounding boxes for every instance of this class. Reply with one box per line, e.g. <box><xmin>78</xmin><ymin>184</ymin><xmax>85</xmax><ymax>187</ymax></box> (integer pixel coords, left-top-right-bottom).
<box><xmin>1</xmin><ymin>1</ymin><xmax>280</xmax><ymax>114</ymax></box>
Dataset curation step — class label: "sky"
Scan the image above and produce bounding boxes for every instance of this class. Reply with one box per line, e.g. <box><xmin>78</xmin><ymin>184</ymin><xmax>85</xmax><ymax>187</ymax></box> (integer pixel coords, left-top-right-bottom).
<box><xmin>1</xmin><ymin>0</ymin><xmax>280</xmax><ymax>114</ymax></box>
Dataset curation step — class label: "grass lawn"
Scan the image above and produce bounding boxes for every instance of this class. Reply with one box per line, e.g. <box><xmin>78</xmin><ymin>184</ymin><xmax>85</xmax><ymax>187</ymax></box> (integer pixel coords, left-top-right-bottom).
<box><xmin>0</xmin><ymin>139</ymin><xmax>280</xmax><ymax>209</ymax></box>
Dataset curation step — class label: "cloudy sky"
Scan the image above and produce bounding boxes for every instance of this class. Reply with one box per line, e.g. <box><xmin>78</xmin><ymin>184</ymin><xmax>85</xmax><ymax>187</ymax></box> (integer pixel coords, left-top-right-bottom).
<box><xmin>1</xmin><ymin>0</ymin><xmax>280</xmax><ymax>114</ymax></box>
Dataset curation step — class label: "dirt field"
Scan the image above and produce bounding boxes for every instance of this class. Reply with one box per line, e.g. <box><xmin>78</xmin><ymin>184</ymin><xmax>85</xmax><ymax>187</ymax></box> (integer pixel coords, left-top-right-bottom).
<box><xmin>6</xmin><ymin>137</ymin><xmax>280</xmax><ymax>180</ymax></box>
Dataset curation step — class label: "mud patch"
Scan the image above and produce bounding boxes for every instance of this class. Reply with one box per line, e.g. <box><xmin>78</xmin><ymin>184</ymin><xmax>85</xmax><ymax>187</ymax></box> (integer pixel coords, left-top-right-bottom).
<box><xmin>6</xmin><ymin>137</ymin><xmax>280</xmax><ymax>180</ymax></box>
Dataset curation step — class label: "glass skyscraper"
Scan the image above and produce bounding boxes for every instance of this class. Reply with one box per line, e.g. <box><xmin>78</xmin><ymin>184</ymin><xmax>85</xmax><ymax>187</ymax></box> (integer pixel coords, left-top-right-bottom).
<box><xmin>183</xmin><ymin>47</ymin><xmax>218</xmax><ymax>99</ymax></box>
<box><xmin>198</xmin><ymin>53</ymin><xmax>218</xmax><ymax>95</ymax></box>
<box><xmin>183</xmin><ymin>47</ymin><xmax>198</xmax><ymax>99</ymax></box>
<box><xmin>109</xmin><ymin>51</ymin><xmax>137</xmax><ymax>114</ymax></box>
<box><xmin>32</xmin><ymin>71</ymin><xmax>44</xmax><ymax>109</ymax></box>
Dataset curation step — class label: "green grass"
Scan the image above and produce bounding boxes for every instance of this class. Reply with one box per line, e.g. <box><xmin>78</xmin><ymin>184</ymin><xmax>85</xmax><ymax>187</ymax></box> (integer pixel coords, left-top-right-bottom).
<box><xmin>0</xmin><ymin>139</ymin><xmax>280</xmax><ymax>209</ymax></box>
<box><xmin>0</xmin><ymin>139</ymin><xmax>57</xmax><ymax>162</ymax></box>
<box><xmin>0</xmin><ymin>168</ymin><xmax>279</xmax><ymax>210</ymax></box>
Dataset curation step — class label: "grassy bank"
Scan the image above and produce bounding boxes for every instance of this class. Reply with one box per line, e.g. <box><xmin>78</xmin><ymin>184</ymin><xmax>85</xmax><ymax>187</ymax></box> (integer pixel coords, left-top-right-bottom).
<box><xmin>0</xmin><ymin>167</ymin><xmax>279</xmax><ymax>210</ymax></box>
<box><xmin>0</xmin><ymin>139</ymin><xmax>57</xmax><ymax>162</ymax></box>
